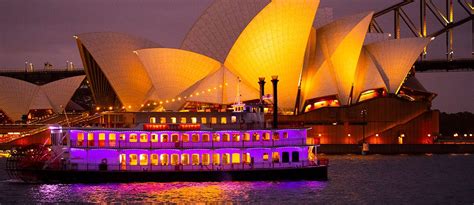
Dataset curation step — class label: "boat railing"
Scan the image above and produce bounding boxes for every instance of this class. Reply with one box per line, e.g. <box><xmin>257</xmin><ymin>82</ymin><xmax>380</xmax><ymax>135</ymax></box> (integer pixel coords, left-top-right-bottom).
<box><xmin>52</xmin><ymin>160</ymin><xmax>322</xmax><ymax>172</ymax></box>
<box><xmin>69</xmin><ymin>138</ymin><xmax>315</xmax><ymax>149</ymax></box>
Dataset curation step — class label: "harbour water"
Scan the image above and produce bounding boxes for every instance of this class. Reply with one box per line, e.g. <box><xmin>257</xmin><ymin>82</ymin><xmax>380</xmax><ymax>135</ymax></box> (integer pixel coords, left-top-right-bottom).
<box><xmin>0</xmin><ymin>154</ymin><xmax>473</xmax><ymax>204</ymax></box>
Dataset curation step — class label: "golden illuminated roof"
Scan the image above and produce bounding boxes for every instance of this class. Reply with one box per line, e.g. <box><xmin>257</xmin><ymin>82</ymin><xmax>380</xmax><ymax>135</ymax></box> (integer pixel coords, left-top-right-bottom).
<box><xmin>77</xmin><ymin>32</ymin><xmax>160</xmax><ymax>111</ymax></box>
<box><xmin>135</xmin><ymin>48</ymin><xmax>222</xmax><ymax>103</ymax></box>
<box><xmin>365</xmin><ymin>37</ymin><xmax>431</xmax><ymax>93</ymax></box>
<box><xmin>353</xmin><ymin>48</ymin><xmax>386</xmax><ymax>101</ymax></box>
<box><xmin>41</xmin><ymin>75</ymin><xmax>85</xmax><ymax>112</ymax></box>
<box><xmin>0</xmin><ymin>77</ymin><xmax>38</xmax><ymax>120</ymax></box>
<box><xmin>181</xmin><ymin>0</ymin><xmax>270</xmax><ymax>62</ymax></box>
<box><xmin>225</xmin><ymin>0</ymin><xmax>320</xmax><ymax>111</ymax></box>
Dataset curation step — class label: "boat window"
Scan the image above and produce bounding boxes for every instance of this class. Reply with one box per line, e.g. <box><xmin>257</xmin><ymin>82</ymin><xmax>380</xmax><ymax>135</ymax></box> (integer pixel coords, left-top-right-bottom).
<box><xmin>149</xmin><ymin>117</ymin><xmax>156</xmax><ymax>123</ymax></box>
<box><xmin>160</xmin><ymin>134</ymin><xmax>169</xmax><ymax>142</ymax></box>
<box><xmin>231</xmin><ymin>116</ymin><xmax>237</xmax><ymax>123</ymax></box>
<box><xmin>272</xmin><ymin>152</ymin><xmax>280</xmax><ymax>163</ymax></box>
<box><xmin>171</xmin><ymin>154</ymin><xmax>179</xmax><ymax>165</ymax></box>
<box><xmin>202</xmin><ymin>154</ymin><xmax>210</xmax><ymax>165</ymax></box>
<box><xmin>211</xmin><ymin>117</ymin><xmax>217</xmax><ymax>124</ymax></box>
<box><xmin>181</xmin><ymin>154</ymin><xmax>190</xmax><ymax>165</ymax></box>
<box><xmin>109</xmin><ymin>133</ymin><xmax>116</xmax><ymax>147</ymax></box>
<box><xmin>77</xmin><ymin>133</ymin><xmax>84</xmax><ymax>146</ymax></box>
<box><xmin>151</xmin><ymin>134</ymin><xmax>159</xmax><ymax>142</ymax></box>
<box><xmin>243</xmin><ymin>153</ymin><xmax>251</xmax><ymax>164</ymax></box>
<box><xmin>140</xmin><ymin>133</ymin><xmax>148</xmax><ymax>142</ymax></box>
<box><xmin>202</xmin><ymin>134</ymin><xmax>210</xmax><ymax>142</ymax></box>
<box><xmin>192</xmin><ymin>134</ymin><xmax>199</xmax><ymax>142</ymax></box>
<box><xmin>129</xmin><ymin>134</ymin><xmax>137</xmax><ymax>142</ymax></box>
<box><xmin>282</xmin><ymin>152</ymin><xmax>289</xmax><ymax>163</ymax></box>
<box><xmin>180</xmin><ymin>117</ymin><xmax>187</xmax><ymax>124</ymax></box>
<box><xmin>171</xmin><ymin>117</ymin><xmax>177</xmax><ymax>124</ymax></box>
<box><xmin>212</xmin><ymin>153</ymin><xmax>220</xmax><ymax>165</ymax></box>
<box><xmin>232</xmin><ymin>133</ymin><xmax>240</xmax><ymax>142</ymax></box>
<box><xmin>191</xmin><ymin>117</ymin><xmax>197</xmax><ymax>124</ymax></box>
<box><xmin>212</xmin><ymin>133</ymin><xmax>220</xmax><ymax>142</ymax></box>
<box><xmin>223</xmin><ymin>133</ymin><xmax>230</xmax><ymax>142</ymax></box>
<box><xmin>129</xmin><ymin>154</ymin><xmax>138</xmax><ymax>165</ymax></box>
<box><xmin>232</xmin><ymin>153</ymin><xmax>240</xmax><ymax>164</ymax></box>
<box><xmin>98</xmin><ymin>134</ymin><xmax>106</xmax><ymax>147</ymax></box>
<box><xmin>151</xmin><ymin>154</ymin><xmax>159</xmax><ymax>165</ymax></box>
<box><xmin>119</xmin><ymin>154</ymin><xmax>127</xmax><ymax>170</ymax></box>
<box><xmin>273</xmin><ymin>132</ymin><xmax>280</xmax><ymax>140</ymax></box>
<box><xmin>161</xmin><ymin>154</ymin><xmax>170</xmax><ymax>166</ymax></box>
<box><xmin>192</xmin><ymin>154</ymin><xmax>200</xmax><ymax>165</ymax></box>
<box><xmin>140</xmin><ymin>154</ymin><xmax>148</xmax><ymax>165</ymax></box>
<box><xmin>263</xmin><ymin>153</ymin><xmax>269</xmax><ymax>161</ymax></box>
<box><xmin>160</xmin><ymin>117</ymin><xmax>166</xmax><ymax>124</ymax></box>
<box><xmin>243</xmin><ymin>133</ymin><xmax>250</xmax><ymax>141</ymax></box>
<box><xmin>87</xmin><ymin>133</ymin><xmax>94</xmax><ymax>146</ymax></box>
<box><xmin>171</xmin><ymin>134</ymin><xmax>179</xmax><ymax>142</ymax></box>
<box><xmin>292</xmin><ymin>151</ymin><xmax>299</xmax><ymax>162</ymax></box>
<box><xmin>223</xmin><ymin>153</ymin><xmax>231</xmax><ymax>164</ymax></box>
<box><xmin>201</xmin><ymin>117</ymin><xmax>207</xmax><ymax>124</ymax></box>
<box><xmin>182</xmin><ymin>134</ymin><xmax>190</xmax><ymax>142</ymax></box>
<box><xmin>283</xmin><ymin>132</ymin><xmax>288</xmax><ymax>139</ymax></box>
<box><xmin>263</xmin><ymin>132</ymin><xmax>271</xmax><ymax>141</ymax></box>
<box><xmin>120</xmin><ymin>134</ymin><xmax>126</xmax><ymax>141</ymax></box>
<box><xmin>220</xmin><ymin>117</ymin><xmax>227</xmax><ymax>124</ymax></box>
<box><xmin>252</xmin><ymin>133</ymin><xmax>260</xmax><ymax>141</ymax></box>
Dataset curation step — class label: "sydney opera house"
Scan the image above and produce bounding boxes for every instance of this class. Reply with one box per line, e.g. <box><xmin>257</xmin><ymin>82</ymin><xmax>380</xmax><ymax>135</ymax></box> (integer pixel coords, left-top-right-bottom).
<box><xmin>1</xmin><ymin>0</ymin><xmax>438</xmax><ymax>145</ymax></box>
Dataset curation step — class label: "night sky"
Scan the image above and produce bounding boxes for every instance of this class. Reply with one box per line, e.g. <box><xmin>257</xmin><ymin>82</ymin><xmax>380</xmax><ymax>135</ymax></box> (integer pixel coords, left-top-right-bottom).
<box><xmin>0</xmin><ymin>0</ymin><xmax>472</xmax><ymax>113</ymax></box>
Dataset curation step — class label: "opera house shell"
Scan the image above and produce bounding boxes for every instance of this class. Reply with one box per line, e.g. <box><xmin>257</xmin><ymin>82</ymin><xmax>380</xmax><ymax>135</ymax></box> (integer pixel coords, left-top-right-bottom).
<box><xmin>75</xmin><ymin>0</ymin><xmax>438</xmax><ymax>144</ymax></box>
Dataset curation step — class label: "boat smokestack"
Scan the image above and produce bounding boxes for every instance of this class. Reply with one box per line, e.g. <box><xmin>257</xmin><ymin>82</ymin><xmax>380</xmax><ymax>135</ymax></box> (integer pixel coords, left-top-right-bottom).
<box><xmin>258</xmin><ymin>77</ymin><xmax>265</xmax><ymax>112</ymax></box>
<box><xmin>271</xmin><ymin>75</ymin><xmax>279</xmax><ymax>129</ymax></box>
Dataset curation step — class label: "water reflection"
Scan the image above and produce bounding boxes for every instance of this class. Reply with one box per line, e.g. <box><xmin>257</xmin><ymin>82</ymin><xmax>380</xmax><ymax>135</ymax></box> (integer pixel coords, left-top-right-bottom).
<box><xmin>32</xmin><ymin>181</ymin><xmax>327</xmax><ymax>203</ymax></box>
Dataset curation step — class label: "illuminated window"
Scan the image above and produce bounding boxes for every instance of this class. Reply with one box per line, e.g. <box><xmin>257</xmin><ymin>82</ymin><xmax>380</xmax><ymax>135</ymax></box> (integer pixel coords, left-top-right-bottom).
<box><xmin>223</xmin><ymin>153</ymin><xmax>231</xmax><ymax>164</ymax></box>
<box><xmin>252</xmin><ymin>133</ymin><xmax>260</xmax><ymax>141</ymax></box>
<box><xmin>182</xmin><ymin>134</ymin><xmax>190</xmax><ymax>142</ymax></box>
<box><xmin>129</xmin><ymin>154</ymin><xmax>138</xmax><ymax>165</ymax></box>
<box><xmin>272</xmin><ymin>152</ymin><xmax>280</xmax><ymax>163</ymax></box>
<box><xmin>77</xmin><ymin>133</ymin><xmax>84</xmax><ymax>146</ymax></box>
<box><xmin>151</xmin><ymin>134</ymin><xmax>159</xmax><ymax>142</ymax></box>
<box><xmin>263</xmin><ymin>153</ymin><xmax>269</xmax><ymax>161</ymax></box>
<box><xmin>212</xmin><ymin>133</ymin><xmax>220</xmax><ymax>142</ymax></box>
<box><xmin>151</xmin><ymin>154</ymin><xmax>159</xmax><ymax>165</ymax></box>
<box><xmin>98</xmin><ymin>133</ymin><xmax>106</xmax><ymax>147</ymax></box>
<box><xmin>223</xmin><ymin>133</ymin><xmax>230</xmax><ymax>142</ymax></box>
<box><xmin>283</xmin><ymin>132</ymin><xmax>288</xmax><ymax>139</ymax></box>
<box><xmin>243</xmin><ymin>153</ymin><xmax>251</xmax><ymax>164</ymax></box>
<box><xmin>149</xmin><ymin>117</ymin><xmax>156</xmax><ymax>123</ymax></box>
<box><xmin>202</xmin><ymin>134</ymin><xmax>210</xmax><ymax>142</ymax></box>
<box><xmin>202</xmin><ymin>154</ymin><xmax>210</xmax><ymax>165</ymax></box>
<box><xmin>273</xmin><ymin>132</ymin><xmax>280</xmax><ymax>140</ymax></box>
<box><xmin>171</xmin><ymin>154</ymin><xmax>179</xmax><ymax>165</ymax></box>
<box><xmin>160</xmin><ymin>134</ymin><xmax>169</xmax><ymax>142</ymax></box>
<box><xmin>221</xmin><ymin>117</ymin><xmax>227</xmax><ymax>124</ymax></box>
<box><xmin>161</xmin><ymin>154</ymin><xmax>169</xmax><ymax>165</ymax></box>
<box><xmin>213</xmin><ymin>153</ymin><xmax>220</xmax><ymax>165</ymax></box>
<box><xmin>192</xmin><ymin>134</ymin><xmax>199</xmax><ymax>142</ymax></box>
<box><xmin>192</xmin><ymin>154</ymin><xmax>200</xmax><ymax>165</ymax></box>
<box><xmin>120</xmin><ymin>134</ymin><xmax>126</xmax><ymax>141</ymax></box>
<box><xmin>232</xmin><ymin>133</ymin><xmax>240</xmax><ymax>142</ymax></box>
<box><xmin>231</xmin><ymin>116</ymin><xmax>237</xmax><ymax>123</ymax></box>
<box><xmin>87</xmin><ymin>133</ymin><xmax>94</xmax><ymax>146</ymax></box>
<box><xmin>181</xmin><ymin>154</ymin><xmax>190</xmax><ymax>165</ymax></box>
<box><xmin>180</xmin><ymin>117</ymin><xmax>187</xmax><ymax>124</ymax></box>
<box><xmin>109</xmin><ymin>133</ymin><xmax>116</xmax><ymax>147</ymax></box>
<box><xmin>263</xmin><ymin>132</ymin><xmax>271</xmax><ymax>141</ymax></box>
<box><xmin>160</xmin><ymin>117</ymin><xmax>166</xmax><ymax>123</ymax></box>
<box><xmin>120</xmin><ymin>154</ymin><xmax>127</xmax><ymax>170</ymax></box>
<box><xmin>139</xmin><ymin>154</ymin><xmax>148</xmax><ymax>165</ymax></box>
<box><xmin>201</xmin><ymin>117</ymin><xmax>207</xmax><ymax>124</ymax></box>
<box><xmin>243</xmin><ymin>133</ymin><xmax>250</xmax><ymax>141</ymax></box>
<box><xmin>171</xmin><ymin>117</ymin><xmax>177</xmax><ymax>124</ymax></box>
<box><xmin>211</xmin><ymin>117</ymin><xmax>217</xmax><ymax>124</ymax></box>
<box><xmin>232</xmin><ymin>153</ymin><xmax>240</xmax><ymax>164</ymax></box>
<box><xmin>140</xmin><ymin>133</ymin><xmax>148</xmax><ymax>142</ymax></box>
<box><xmin>171</xmin><ymin>134</ymin><xmax>179</xmax><ymax>142</ymax></box>
<box><xmin>191</xmin><ymin>117</ymin><xmax>197</xmax><ymax>124</ymax></box>
<box><xmin>129</xmin><ymin>134</ymin><xmax>137</xmax><ymax>142</ymax></box>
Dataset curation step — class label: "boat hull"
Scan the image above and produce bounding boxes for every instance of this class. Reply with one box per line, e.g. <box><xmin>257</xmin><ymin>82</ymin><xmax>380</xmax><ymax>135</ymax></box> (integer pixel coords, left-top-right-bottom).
<box><xmin>13</xmin><ymin>166</ymin><xmax>327</xmax><ymax>183</ymax></box>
